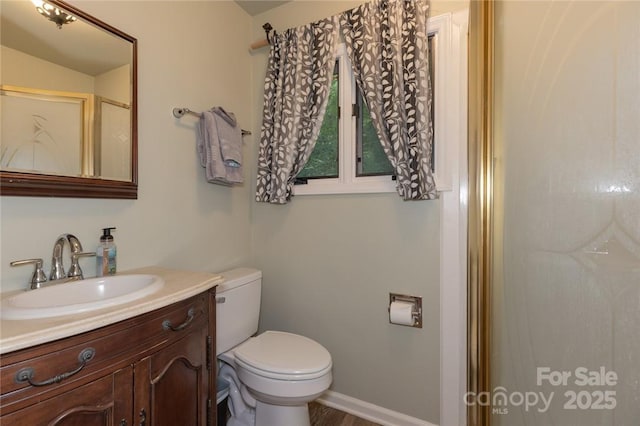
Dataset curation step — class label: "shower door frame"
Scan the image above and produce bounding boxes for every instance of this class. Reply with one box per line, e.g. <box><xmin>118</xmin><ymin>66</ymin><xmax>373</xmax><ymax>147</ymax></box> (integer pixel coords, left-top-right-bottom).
<box><xmin>467</xmin><ymin>1</ymin><xmax>495</xmax><ymax>426</ymax></box>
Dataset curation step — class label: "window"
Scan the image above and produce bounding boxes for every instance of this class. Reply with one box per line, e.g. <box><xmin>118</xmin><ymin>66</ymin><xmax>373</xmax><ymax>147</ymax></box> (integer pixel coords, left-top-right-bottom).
<box><xmin>297</xmin><ymin>62</ymin><xmax>340</xmax><ymax>180</ymax></box>
<box><xmin>294</xmin><ymin>17</ymin><xmax>450</xmax><ymax>196</ymax></box>
<box><xmin>355</xmin><ymin>87</ymin><xmax>396</xmax><ymax>177</ymax></box>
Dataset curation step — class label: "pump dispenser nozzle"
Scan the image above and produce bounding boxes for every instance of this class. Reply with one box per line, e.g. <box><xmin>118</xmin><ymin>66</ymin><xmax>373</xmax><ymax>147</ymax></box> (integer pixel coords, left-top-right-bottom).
<box><xmin>100</xmin><ymin>227</ymin><xmax>116</xmax><ymax>242</ymax></box>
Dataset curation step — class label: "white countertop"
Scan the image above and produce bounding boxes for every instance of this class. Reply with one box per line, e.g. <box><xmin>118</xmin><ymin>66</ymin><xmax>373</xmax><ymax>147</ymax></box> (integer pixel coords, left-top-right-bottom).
<box><xmin>0</xmin><ymin>266</ymin><xmax>223</xmax><ymax>355</ymax></box>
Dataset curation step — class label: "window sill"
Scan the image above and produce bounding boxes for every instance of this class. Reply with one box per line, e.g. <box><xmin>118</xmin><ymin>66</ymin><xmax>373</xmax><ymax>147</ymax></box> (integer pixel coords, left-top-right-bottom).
<box><xmin>293</xmin><ymin>177</ymin><xmax>396</xmax><ymax>196</ymax></box>
<box><xmin>293</xmin><ymin>175</ymin><xmax>452</xmax><ymax>196</ymax></box>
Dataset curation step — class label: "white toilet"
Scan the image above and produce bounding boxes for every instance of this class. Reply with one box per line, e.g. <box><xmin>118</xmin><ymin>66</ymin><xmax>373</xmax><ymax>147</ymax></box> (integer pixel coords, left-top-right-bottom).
<box><xmin>216</xmin><ymin>268</ymin><xmax>333</xmax><ymax>426</ymax></box>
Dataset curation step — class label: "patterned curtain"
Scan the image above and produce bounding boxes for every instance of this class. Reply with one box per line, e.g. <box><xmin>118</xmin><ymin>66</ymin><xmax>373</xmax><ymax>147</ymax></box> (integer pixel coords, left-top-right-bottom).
<box><xmin>340</xmin><ymin>0</ymin><xmax>437</xmax><ymax>200</ymax></box>
<box><xmin>255</xmin><ymin>17</ymin><xmax>339</xmax><ymax>204</ymax></box>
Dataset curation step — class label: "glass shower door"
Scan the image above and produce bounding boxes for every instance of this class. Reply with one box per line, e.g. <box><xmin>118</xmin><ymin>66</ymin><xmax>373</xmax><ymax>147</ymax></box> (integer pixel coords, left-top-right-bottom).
<box><xmin>491</xmin><ymin>1</ymin><xmax>640</xmax><ymax>424</ymax></box>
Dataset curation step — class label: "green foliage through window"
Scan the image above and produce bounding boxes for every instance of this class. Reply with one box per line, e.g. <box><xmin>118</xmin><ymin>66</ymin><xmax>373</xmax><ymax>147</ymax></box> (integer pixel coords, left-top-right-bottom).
<box><xmin>357</xmin><ymin>91</ymin><xmax>394</xmax><ymax>176</ymax></box>
<box><xmin>298</xmin><ymin>63</ymin><xmax>339</xmax><ymax>179</ymax></box>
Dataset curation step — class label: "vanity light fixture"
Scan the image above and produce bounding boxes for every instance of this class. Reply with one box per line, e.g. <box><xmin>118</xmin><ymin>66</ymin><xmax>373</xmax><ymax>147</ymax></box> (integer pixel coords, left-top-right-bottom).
<box><xmin>31</xmin><ymin>0</ymin><xmax>76</xmax><ymax>29</ymax></box>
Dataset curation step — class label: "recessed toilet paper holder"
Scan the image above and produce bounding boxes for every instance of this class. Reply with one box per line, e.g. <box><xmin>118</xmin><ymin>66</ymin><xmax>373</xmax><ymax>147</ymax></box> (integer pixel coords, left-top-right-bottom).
<box><xmin>388</xmin><ymin>293</ymin><xmax>422</xmax><ymax>328</ymax></box>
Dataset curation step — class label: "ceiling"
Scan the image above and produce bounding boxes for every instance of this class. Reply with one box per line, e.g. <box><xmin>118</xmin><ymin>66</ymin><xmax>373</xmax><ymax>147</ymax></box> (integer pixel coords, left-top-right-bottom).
<box><xmin>0</xmin><ymin>0</ymin><xmax>131</xmax><ymax>76</ymax></box>
<box><xmin>234</xmin><ymin>1</ymin><xmax>291</xmax><ymax>16</ymax></box>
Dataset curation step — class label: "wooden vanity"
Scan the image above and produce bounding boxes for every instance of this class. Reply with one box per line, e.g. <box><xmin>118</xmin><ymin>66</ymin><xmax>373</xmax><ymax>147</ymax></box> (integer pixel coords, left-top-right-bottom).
<box><xmin>0</xmin><ymin>268</ymin><xmax>221</xmax><ymax>426</ymax></box>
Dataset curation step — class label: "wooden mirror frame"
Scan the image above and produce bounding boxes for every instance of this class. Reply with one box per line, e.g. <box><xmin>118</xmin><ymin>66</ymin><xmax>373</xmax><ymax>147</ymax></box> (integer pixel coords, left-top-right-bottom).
<box><xmin>0</xmin><ymin>0</ymin><xmax>138</xmax><ymax>199</ymax></box>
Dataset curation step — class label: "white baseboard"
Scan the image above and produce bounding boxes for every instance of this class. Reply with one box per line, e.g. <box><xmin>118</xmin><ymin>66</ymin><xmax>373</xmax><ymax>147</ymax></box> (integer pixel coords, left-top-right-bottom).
<box><xmin>316</xmin><ymin>390</ymin><xmax>438</xmax><ymax>426</ymax></box>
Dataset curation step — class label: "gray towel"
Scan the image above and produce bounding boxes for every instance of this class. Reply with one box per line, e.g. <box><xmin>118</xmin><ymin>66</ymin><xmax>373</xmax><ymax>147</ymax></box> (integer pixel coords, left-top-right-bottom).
<box><xmin>211</xmin><ymin>107</ymin><xmax>243</xmax><ymax>169</ymax></box>
<box><xmin>197</xmin><ymin>110</ymin><xmax>243</xmax><ymax>185</ymax></box>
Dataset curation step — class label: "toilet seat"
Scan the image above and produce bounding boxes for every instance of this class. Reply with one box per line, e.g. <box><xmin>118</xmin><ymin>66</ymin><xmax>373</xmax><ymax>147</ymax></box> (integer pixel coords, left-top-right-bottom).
<box><xmin>234</xmin><ymin>331</ymin><xmax>332</xmax><ymax>381</ymax></box>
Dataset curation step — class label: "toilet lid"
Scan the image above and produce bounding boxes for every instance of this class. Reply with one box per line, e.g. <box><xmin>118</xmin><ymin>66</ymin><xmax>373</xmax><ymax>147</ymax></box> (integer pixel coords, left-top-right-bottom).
<box><xmin>234</xmin><ymin>331</ymin><xmax>332</xmax><ymax>380</ymax></box>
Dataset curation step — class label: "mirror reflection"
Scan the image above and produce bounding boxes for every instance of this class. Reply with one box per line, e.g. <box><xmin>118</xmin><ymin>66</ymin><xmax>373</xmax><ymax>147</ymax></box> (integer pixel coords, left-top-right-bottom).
<box><xmin>0</xmin><ymin>0</ymin><xmax>134</xmax><ymax>183</ymax></box>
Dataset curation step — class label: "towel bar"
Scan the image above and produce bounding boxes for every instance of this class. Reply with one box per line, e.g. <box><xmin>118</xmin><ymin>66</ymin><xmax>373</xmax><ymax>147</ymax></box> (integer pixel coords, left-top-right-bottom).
<box><xmin>172</xmin><ymin>107</ymin><xmax>252</xmax><ymax>136</ymax></box>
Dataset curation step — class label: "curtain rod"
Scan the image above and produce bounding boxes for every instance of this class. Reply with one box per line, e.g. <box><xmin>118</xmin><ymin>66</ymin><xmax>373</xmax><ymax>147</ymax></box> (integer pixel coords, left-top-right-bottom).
<box><xmin>172</xmin><ymin>108</ymin><xmax>252</xmax><ymax>136</ymax></box>
<box><xmin>250</xmin><ymin>22</ymin><xmax>275</xmax><ymax>50</ymax></box>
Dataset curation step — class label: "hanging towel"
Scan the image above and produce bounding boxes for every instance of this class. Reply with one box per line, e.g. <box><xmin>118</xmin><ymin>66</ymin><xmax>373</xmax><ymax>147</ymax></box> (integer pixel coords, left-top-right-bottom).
<box><xmin>197</xmin><ymin>109</ymin><xmax>243</xmax><ymax>185</ymax></box>
<box><xmin>211</xmin><ymin>107</ymin><xmax>243</xmax><ymax>169</ymax></box>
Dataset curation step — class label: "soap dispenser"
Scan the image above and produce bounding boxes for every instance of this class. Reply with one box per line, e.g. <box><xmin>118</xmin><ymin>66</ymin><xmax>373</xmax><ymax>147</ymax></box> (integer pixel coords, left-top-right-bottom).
<box><xmin>96</xmin><ymin>227</ymin><xmax>117</xmax><ymax>276</ymax></box>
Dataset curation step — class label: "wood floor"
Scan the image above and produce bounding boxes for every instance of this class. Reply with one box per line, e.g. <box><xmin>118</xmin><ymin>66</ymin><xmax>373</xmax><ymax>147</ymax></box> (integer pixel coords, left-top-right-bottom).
<box><xmin>219</xmin><ymin>401</ymin><xmax>380</xmax><ymax>425</ymax></box>
<box><xmin>309</xmin><ymin>402</ymin><xmax>381</xmax><ymax>426</ymax></box>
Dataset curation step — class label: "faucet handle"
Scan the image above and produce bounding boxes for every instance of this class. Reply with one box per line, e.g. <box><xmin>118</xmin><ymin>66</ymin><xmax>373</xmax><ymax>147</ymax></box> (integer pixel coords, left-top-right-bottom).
<box><xmin>10</xmin><ymin>258</ymin><xmax>48</xmax><ymax>290</ymax></box>
<box><xmin>68</xmin><ymin>252</ymin><xmax>96</xmax><ymax>279</ymax></box>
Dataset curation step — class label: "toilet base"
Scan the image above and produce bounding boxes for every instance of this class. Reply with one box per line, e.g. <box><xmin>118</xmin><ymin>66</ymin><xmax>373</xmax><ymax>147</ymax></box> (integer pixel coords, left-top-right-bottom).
<box><xmin>255</xmin><ymin>400</ymin><xmax>310</xmax><ymax>426</ymax></box>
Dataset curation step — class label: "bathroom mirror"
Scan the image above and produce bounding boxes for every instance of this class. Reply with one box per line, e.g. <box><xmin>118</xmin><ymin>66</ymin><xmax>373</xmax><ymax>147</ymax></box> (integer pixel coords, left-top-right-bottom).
<box><xmin>0</xmin><ymin>0</ymin><xmax>137</xmax><ymax>199</ymax></box>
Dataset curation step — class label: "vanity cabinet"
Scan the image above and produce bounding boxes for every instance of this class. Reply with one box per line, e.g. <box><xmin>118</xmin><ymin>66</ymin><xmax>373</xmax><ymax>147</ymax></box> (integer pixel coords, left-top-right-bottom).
<box><xmin>0</xmin><ymin>366</ymin><xmax>133</xmax><ymax>425</ymax></box>
<box><xmin>0</xmin><ymin>289</ymin><xmax>217</xmax><ymax>426</ymax></box>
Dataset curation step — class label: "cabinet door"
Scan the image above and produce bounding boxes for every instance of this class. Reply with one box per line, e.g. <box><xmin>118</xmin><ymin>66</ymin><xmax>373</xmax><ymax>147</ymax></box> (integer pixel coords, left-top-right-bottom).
<box><xmin>135</xmin><ymin>329</ymin><xmax>209</xmax><ymax>426</ymax></box>
<box><xmin>0</xmin><ymin>366</ymin><xmax>133</xmax><ymax>426</ymax></box>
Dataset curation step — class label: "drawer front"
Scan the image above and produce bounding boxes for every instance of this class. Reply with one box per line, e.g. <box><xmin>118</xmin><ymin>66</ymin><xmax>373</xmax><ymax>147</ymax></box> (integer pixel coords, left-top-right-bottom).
<box><xmin>0</xmin><ymin>368</ymin><xmax>132</xmax><ymax>426</ymax></box>
<box><xmin>0</xmin><ymin>292</ymin><xmax>210</xmax><ymax>414</ymax></box>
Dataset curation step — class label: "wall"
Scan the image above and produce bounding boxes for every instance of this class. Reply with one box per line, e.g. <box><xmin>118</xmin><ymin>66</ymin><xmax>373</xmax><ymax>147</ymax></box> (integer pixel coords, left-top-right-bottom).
<box><xmin>95</xmin><ymin>64</ymin><xmax>131</xmax><ymax>104</ymax></box>
<box><xmin>1</xmin><ymin>46</ymin><xmax>94</xmax><ymax>93</ymax></box>
<box><xmin>248</xmin><ymin>1</ymin><xmax>466</xmax><ymax>423</ymax></box>
<box><xmin>1</xmin><ymin>1</ymin><xmax>254</xmax><ymax>292</ymax></box>
<box><xmin>493</xmin><ymin>1</ymin><xmax>640</xmax><ymax>425</ymax></box>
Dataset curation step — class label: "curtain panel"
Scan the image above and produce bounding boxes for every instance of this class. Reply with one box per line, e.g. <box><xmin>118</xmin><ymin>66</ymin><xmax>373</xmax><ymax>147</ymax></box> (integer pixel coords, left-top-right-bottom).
<box><xmin>255</xmin><ymin>0</ymin><xmax>436</xmax><ymax>203</ymax></box>
<box><xmin>340</xmin><ymin>0</ymin><xmax>436</xmax><ymax>200</ymax></box>
<box><xmin>255</xmin><ymin>17</ymin><xmax>339</xmax><ymax>204</ymax></box>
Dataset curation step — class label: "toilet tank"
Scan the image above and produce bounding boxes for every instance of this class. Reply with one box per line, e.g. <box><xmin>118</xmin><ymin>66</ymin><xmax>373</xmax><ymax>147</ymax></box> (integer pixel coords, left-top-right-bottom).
<box><xmin>215</xmin><ymin>267</ymin><xmax>262</xmax><ymax>355</ymax></box>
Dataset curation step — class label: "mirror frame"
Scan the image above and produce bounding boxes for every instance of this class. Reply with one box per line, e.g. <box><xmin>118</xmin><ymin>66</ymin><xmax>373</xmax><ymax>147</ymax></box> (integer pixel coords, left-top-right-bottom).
<box><xmin>0</xmin><ymin>0</ymin><xmax>138</xmax><ymax>199</ymax></box>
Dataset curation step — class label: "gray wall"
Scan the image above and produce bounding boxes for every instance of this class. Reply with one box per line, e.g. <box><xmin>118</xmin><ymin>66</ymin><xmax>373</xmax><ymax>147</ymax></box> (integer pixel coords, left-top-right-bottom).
<box><xmin>251</xmin><ymin>195</ymin><xmax>441</xmax><ymax>421</ymax></box>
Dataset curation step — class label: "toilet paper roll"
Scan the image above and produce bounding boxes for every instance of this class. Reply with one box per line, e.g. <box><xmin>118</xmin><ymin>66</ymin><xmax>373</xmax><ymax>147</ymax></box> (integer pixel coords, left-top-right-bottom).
<box><xmin>389</xmin><ymin>301</ymin><xmax>415</xmax><ymax>326</ymax></box>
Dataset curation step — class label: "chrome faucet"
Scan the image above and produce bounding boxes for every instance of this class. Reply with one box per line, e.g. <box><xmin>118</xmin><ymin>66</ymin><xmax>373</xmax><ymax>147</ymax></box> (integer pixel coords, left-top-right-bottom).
<box><xmin>50</xmin><ymin>234</ymin><xmax>96</xmax><ymax>281</ymax></box>
<box><xmin>10</xmin><ymin>234</ymin><xmax>96</xmax><ymax>290</ymax></box>
<box><xmin>50</xmin><ymin>234</ymin><xmax>82</xmax><ymax>280</ymax></box>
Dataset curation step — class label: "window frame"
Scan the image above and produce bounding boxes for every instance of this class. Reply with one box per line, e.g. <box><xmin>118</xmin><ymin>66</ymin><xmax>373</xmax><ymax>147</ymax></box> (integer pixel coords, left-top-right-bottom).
<box><xmin>294</xmin><ymin>14</ymin><xmax>454</xmax><ymax>196</ymax></box>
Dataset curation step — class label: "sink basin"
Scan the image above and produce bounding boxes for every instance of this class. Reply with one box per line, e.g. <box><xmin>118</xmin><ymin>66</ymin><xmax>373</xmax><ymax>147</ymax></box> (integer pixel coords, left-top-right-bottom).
<box><xmin>1</xmin><ymin>274</ymin><xmax>164</xmax><ymax>320</ymax></box>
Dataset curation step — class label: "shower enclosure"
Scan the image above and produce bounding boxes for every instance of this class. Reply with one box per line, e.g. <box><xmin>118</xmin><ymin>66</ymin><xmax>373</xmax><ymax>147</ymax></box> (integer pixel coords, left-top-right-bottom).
<box><xmin>480</xmin><ymin>1</ymin><xmax>640</xmax><ymax>425</ymax></box>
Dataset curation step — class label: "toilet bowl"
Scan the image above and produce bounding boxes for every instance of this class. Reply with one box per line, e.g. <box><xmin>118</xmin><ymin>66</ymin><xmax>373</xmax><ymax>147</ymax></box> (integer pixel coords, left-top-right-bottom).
<box><xmin>215</xmin><ymin>268</ymin><xmax>333</xmax><ymax>426</ymax></box>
